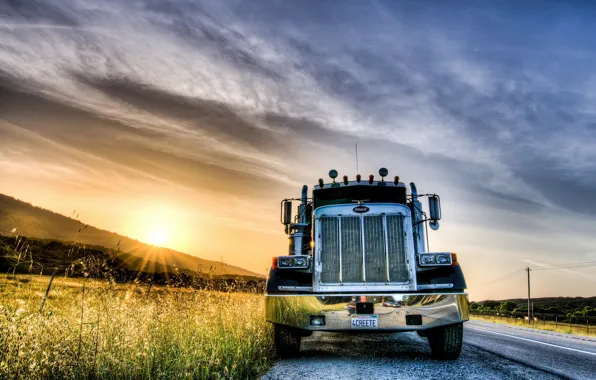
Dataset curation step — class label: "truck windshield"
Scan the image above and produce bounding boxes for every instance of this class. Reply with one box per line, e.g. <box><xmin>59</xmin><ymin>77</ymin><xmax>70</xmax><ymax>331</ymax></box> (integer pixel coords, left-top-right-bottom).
<box><xmin>313</xmin><ymin>185</ymin><xmax>406</xmax><ymax>209</ymax></box>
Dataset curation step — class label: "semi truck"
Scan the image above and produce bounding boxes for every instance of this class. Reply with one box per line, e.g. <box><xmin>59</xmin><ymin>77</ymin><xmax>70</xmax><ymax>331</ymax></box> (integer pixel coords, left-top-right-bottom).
<box><xmin>265</xmin><ymin>168</ymin><xmax>469</xmax><ymax>360</ymax></box>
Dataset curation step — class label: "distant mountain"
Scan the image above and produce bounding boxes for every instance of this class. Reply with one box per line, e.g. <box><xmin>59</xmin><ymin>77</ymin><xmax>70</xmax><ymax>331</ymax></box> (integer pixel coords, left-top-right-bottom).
<box><xmin>0</xmin><ymin>194</ymin><xmax>263</xmax><ymax>279</ymax></box>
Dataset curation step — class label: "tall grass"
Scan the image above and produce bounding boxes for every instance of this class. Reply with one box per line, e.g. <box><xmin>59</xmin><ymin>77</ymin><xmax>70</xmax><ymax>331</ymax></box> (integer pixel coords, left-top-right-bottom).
<box><xmin>0</xmin><ymin>275</ymin><xmax>273</xmax><ymax>379</ymax></box>
<box><xmin>471</xmin><ymin>315</ymin><xmax>596</xmax><ymax>337</ymax></box>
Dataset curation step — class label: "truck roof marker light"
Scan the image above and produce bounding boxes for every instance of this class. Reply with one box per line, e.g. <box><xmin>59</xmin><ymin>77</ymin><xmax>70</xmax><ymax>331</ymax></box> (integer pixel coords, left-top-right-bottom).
<box><xmin>451</xmin><ymin>253</ymin><xmax>458</xmax><ymax>266</ymax></box>
<box><xmin>394</xmin><ymin>176</ymin><xmax>400</xmax><ymax>185</ymax></box>
<box><xmin>272</xmin><ymin>256</ymin><xmax>279</xmax><ymax>270</ymax></box>
<box><xmin>368</xmin><ymin>174</ymin><xmax>374</xmax><ymax>184</ymax></box>
<box><xmin>356</xmin><ymin>174</ymin><xmax>361</xmax><ymax>183</ymax></box>
<box><xmin>379</xmin><ymin>168</ymin><xmax>388</xmax><ymax>182</ymax></box>
<box><xmin>343</xmin><ymin>175</ymin><xmax>349</xmax><ymax>185</ymax></box>
<box><xmin>329</xmin><ymin>169</ymin><xmax>338</xmax><ymax>183</ymax></box>
<box><xmin>318</xmin><ymin>178</ymin><xmax>324</xmax><ymax>188</ymax></box>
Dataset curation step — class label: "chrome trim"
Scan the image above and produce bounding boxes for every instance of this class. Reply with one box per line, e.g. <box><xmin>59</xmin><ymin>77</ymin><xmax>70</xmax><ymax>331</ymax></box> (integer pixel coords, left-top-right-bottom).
<box><xmin>383</xmin><ymin>215</ymin><xmax>390</xmax><ymax>282</ymax></box>
<box><xmin>278</xmin><ymin>286</ymin><xmax>314</xmax><ymax>291</ymax></box>
<box><xmin>309</xmin><ymin>282</ymin><xmax>410</xmax><ymax>290</ymax></box>
<box><xmin>266</xmin><ymin>293</ymin><xmax>469</xmax><ymax>331</ymax></box>
<box><xmin>338</xmin><ymin>217</ymin><xmax>343</xmax><ymax>283</ymax></box>
<box><xmin>417</xmin><ymin>284</ymin><xmax>453</xmax><ymax>290</ymax></box>
<box><xmin>267</xmin><ymin>292</ymin><xmax>466</xmax><ymax>297</ymax></box>
<box><xmin>361</xmin><ymin>214</ymin><xmax>366</xmax><ymax>282</ymax></box>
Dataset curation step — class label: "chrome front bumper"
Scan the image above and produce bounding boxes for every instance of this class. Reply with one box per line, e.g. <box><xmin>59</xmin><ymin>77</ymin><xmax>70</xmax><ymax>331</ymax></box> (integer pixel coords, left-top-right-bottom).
<box><xmin>265</xmin><ymin>293</ymin><xmax>469</xmax><ymax>331</ymax></box>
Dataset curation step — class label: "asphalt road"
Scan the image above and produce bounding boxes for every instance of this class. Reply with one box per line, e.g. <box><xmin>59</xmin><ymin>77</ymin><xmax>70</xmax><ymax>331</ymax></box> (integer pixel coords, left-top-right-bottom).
<box><xmin>262</xmin><ymin>320</ymin><xmax>596</xmax><ymax>380</ymax></box>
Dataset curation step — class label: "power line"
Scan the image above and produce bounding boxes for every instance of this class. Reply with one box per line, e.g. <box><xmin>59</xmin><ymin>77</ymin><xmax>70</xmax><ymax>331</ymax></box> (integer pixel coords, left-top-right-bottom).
<box><xmin>472</xmin><ymin>269</ymin><xmax>525</xmax><ymax>288</ymax></box>
<box><xmin>472</xmin><ymin>259</ymin><xmax>595</xmax><ymax>327</ymax></box>
<box><xmin>471</xmin><ymin>259</ymin><xmax>596</xmax><ymax>289</ymax></box>
<box><xmin>531</xmin><ymin>260</ymin><xmax>596</xmax><ymax>271</ymax></box>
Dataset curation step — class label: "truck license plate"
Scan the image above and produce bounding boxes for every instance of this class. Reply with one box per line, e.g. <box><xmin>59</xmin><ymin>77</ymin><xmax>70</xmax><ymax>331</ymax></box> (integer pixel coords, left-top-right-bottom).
<box><xmin>351</xmin><ymin>315</ymin><xmax>378</xmax><ymax>329</ymax></box>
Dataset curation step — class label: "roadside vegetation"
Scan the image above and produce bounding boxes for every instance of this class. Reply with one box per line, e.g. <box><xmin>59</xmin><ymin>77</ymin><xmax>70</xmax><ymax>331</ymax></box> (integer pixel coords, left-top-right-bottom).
<box><xmin>0</xmin><ymin>221</ymin><xmax>272</xmax><ymax>379</ymax></box>
<box><xmin>0</xmin><ymin>275</ymin><xmax>274</xmax><ymax>379</ymax></box>
<box><xmin>470</xmin><ymin>300</ymin><xmax>596</xmax><ymax>337</ymax></box>
<box><xmin>471</xmin><ymin>314</ymin><xmax>596</xmax><ymax>337</ymax></box>
<box><xmin>470</xmin><ymin>299</ymin><xmax>596</xmax><ymax>319</ymax></box>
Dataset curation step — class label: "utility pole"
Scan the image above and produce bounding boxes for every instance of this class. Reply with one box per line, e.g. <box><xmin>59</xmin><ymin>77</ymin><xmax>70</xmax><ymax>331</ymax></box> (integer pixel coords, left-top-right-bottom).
<box><xmin>526</xmin><ymin>267</ymin><xmax>531</xmax><ymax>325</ymax></box>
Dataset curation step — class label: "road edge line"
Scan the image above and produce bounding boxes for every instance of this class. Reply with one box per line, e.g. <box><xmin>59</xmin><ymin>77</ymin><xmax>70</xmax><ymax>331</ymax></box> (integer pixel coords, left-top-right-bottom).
<box><xmin>467</xmin><ymin>327</ymin><xmax>596</xmax><ymax>357</ymax></box>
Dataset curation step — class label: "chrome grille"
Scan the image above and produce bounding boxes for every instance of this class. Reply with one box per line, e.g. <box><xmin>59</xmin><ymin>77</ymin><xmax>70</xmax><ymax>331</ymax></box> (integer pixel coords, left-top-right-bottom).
<box><xmin>319</xmin><ymin>214</ymin><xmax>408</xmax><ymax>284</ymax></box>
<box><xmin>320</xmin><ymin>218</ymin><xmax>339</xmax><ymax>283</ymax></box>
<box><xmin>387</xmin><ymin>215</ymin><xmax>409</xmax><ymax>281</ymax></box>
<box><xmin>340</xmin><ymin>216</ymin><xmax>362</xmax><ymax>283</ymax></box>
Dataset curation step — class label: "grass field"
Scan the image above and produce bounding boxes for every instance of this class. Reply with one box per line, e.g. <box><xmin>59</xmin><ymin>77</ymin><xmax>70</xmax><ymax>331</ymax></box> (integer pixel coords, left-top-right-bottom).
<box><xmin>0</xmin><ymin>275</ymin><xmax>273</xmax><ymax>379</ymax></box>
<box><xmin>471</xmin><ymin>315</ymin><xmax>596</xmax><ymax>337</ymax></box>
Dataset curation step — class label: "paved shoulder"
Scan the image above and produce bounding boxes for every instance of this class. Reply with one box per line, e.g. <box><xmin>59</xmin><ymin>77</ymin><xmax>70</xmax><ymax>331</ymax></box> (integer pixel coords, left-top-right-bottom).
<box><xmin>466</xmin><ymin>320</ymin><xmax>596</xmax><ymax>350</ymax></box>
<box><xmin>464</xmin><ymin>320</ymin><xmax>596</xmax><ymax>380</ymax></box>
<box><xmin>263</xmin><ymin>330</ymin><xmax>562</xmax><ymax>380</ymax></box>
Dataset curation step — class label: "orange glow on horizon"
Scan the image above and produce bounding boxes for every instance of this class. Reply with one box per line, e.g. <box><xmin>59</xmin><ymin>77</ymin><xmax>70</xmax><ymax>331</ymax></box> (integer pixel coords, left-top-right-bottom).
<box><xmin>147</xmin><ymin>229</ymin><xmax>167</xmax><ymax>246</ymax></box>
<box><xmin>128</xmin><ymin>203</ymin><xmax>191</xmax><ymax>251</ymax></box>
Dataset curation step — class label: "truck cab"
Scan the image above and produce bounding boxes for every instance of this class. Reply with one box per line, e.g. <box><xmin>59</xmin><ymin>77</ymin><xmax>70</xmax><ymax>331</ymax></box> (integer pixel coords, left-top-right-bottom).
<box><xmin>265</xmin><ymin>168</ymin><xmax>469</xmax><ymax>359</ymax></box>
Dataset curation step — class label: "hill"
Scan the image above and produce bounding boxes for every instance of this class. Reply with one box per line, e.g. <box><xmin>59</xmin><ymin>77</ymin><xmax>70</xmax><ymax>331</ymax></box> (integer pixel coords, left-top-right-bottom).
<box><xmin>0</xmin><ymin>194</ymin><xmax>263</xmax><ymax>279</ymax></box>
<box><xmin>0</xmin><ymin>235</ymin><xmax>264</xmax><ymax>291</ymax></box>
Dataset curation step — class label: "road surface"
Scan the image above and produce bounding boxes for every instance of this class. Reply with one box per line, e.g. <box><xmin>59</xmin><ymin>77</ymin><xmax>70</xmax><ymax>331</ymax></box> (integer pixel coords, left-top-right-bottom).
<box><xmin>263</xmin><ymin>320</ymin><xmax>596</xmax><ymax>379</ymax></box>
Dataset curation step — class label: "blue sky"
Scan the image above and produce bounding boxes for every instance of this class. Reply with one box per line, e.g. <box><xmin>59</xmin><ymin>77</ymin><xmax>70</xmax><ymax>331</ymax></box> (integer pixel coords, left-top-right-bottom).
<box><xmin>1</xmin><ymin>0</ymin><xmax>595</xmax><ymax>300</ymax></box>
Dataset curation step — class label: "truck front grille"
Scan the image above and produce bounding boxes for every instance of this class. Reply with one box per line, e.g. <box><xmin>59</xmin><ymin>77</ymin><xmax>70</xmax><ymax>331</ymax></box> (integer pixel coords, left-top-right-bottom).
<box><xmin>319</xmin><ymin>214</ymin><xmax>408</xmax><ymax>284</ymax></box>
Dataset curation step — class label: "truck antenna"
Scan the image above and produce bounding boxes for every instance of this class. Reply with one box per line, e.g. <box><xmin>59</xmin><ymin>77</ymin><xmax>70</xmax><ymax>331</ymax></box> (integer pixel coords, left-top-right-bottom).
<box><xmin>355</xmin><ymin>143</ymin><xmax>359</xmax><ymax>174</ymax></box>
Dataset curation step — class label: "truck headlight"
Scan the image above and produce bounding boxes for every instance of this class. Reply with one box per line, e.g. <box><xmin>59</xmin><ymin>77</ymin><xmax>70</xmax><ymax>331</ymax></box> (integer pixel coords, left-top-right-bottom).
<box><xmin>278</xmin><ymin>257</ymin><xmax>292</xmax><ymax>267</ymax></box>
<box><xmin>436</xmin><ymin>253</ymin><xmax>452</xmax><ymax>265</ymax></box>
<box><xmin>272</xmin><ymin>255</ymin><xmax>310</xmax><ymax>269</ymax></box>
<box><xmin>418</xmin><ymin>252</ymin><xmax>454</xmax><ymax>267</ymax></box>
<box><xmin>294</xmin><ymin>256</ymin><xmax>307</xmax><ymax>267</ymax></box>
<box><xmin>420</xmin><ymin>254</ymin><xmax>436</xmax><ymax>265</ymax></box>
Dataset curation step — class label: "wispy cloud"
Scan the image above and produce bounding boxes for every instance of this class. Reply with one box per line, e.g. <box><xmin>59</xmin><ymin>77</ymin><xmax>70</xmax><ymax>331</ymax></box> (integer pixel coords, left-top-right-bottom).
<box><xmin>1</xmin><ymin>0</ymin><xmax>596</xmax><ymax>297</ymax></box>
<box><xmin>522</xmin><ymin>259</ymin><xmax>596</xmax><ymax>281</ymax></box>
<box><xmin>2</xmin><ymin>1</ymin><xmax>595</xmax><ymax>201</ymax></box>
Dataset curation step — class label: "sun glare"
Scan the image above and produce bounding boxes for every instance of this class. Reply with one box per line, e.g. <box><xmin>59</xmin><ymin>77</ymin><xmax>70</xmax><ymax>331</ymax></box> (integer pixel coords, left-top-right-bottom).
<box><xmin>129</xmin><ymin>204</ymin><xmax>190</xmax><ymax>249</ymax></box>
<box><xmin>148</xmin><ymin>229</ymin><xmax>167</xmax><ymax>246</ymax></box>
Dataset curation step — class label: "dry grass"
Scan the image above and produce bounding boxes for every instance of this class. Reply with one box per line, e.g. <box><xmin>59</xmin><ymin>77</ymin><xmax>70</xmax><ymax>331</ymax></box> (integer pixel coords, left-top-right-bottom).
<box><xmin>471</xmin><ymin>315</ymin><xmax>596</xmax><ymax>337</ymax></box>
<box><xmin>0</xmin><ymin>275</ymin><xmax>273</xmax><ymax>379</ymax></box>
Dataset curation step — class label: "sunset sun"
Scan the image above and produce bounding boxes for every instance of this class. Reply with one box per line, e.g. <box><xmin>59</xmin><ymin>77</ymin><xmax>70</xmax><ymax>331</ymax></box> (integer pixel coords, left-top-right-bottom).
<box><xmin>129</xmin><ymin>204</ymin><xmax>193</xmax><ymax>250</ymax></box>
<box><xmin>148</xmin><ymin>229</ymin><xmax>167</xmax><ymax>246</ymax></box>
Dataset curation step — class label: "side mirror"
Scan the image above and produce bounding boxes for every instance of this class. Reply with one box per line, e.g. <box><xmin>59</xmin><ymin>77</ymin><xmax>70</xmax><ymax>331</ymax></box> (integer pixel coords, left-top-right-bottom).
<box><xmin>428</xmin><ymin>195</ymin><xmax>441</xmax><ymax>221</ymax></box>
<box><xmin>281</xmin><ymin>200</ymin><xmax>292</xmax><ymax>226</ymax></box>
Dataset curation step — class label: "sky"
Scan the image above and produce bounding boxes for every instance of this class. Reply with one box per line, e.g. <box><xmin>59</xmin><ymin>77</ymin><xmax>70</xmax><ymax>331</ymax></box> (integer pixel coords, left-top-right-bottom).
<box><xmin>1</xmin><ymin>0</ymin><xmax>595</xmax><ymax>301</ymax></box>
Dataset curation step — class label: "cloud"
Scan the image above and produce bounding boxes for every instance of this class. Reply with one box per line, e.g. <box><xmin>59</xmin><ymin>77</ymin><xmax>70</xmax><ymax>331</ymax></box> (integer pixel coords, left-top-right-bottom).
<box><xmin>522</xmin><ymin>259</ymin><xmax>596</xmax><ymax>281</ymax></box>
<box><xmin>2</xmin><ymin>0</ymin><xmax>596</xmax><ymax>294</ymax></box>
<box><xmin>2</xmin><ymin>0</ymin><xmax>596</xmax><ymax>210</ymax></box>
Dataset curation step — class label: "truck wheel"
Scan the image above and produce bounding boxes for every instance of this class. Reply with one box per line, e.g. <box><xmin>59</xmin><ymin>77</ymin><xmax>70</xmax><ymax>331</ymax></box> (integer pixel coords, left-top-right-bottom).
<box><xmin>274</xmin><ymin>324</ymin><xmax>301</xmax><ymax>358</ymax></box>
<box><xmin>427</xmin><ymin>323</ymin><xmax>463</xmax><ymax>360</ymax></box>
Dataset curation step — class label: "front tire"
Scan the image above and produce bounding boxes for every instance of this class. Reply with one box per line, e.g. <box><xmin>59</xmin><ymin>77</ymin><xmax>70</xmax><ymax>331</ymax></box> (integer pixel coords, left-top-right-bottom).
<box><xmin>274</xmin><ymin>324</ymin><xmax>301</xmax><ymax>358</ymax></box>
<box><xmin>427</xmin><ymin>323</ymin><xmax>463</xmax><ymax>360</ymax></box>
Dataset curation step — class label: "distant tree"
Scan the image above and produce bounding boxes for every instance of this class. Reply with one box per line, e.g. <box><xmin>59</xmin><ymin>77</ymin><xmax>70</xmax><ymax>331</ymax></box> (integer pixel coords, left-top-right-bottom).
<box><xmin>498</xmin><ymin>301</ymin><xmax>516</xmax><ymax>313</ymax></box>
<box><xmin>565</xmin><ymin>306</ymin><xmax>595</xmax><ymax>320</ymax></box>
<box><xmin>482</xmin><ymin>300</ymin><xmax>501</xmax><ymax>310</ymax></box>
<box><xmin>542</xmin><ymin>306</ymin><xmax>562</xmax><ymax>315</ymax></box>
